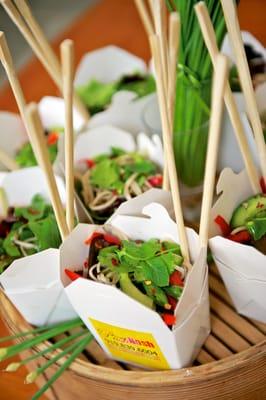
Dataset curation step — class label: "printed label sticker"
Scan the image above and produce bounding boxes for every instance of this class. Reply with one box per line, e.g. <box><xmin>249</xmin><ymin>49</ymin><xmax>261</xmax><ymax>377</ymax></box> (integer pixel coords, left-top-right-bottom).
<box><xmin>89</xmin><ymin>317</ymin><xmax>169</xmax><ymax>370</ymax></box>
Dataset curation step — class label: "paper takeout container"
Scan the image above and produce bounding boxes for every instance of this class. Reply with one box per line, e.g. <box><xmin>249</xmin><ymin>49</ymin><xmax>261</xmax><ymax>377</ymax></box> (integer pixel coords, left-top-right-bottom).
<box><xmin>75</xmin><ymin>45</ymin><xmax>154</xmax><ymax>135</ymax></box>
<box><xmin>0</xmin><ymin>112</ymin><xmax>28</xmax><ymax>171</ymax></box>
<box><xmin>0</xmin><ymin>167</ymin><xmax>77</xmax><ymax>326</ymax></box>
<box><xmin>209</xmin><ymin>168</ymin><xmax>266</xmax><ymax>323</ymax></box>
<box><xmin>218</xmin><ymin>32</ymin><xmax>266</xmax><ymax>173</ymax></box>
<box><xmin>74</xmin><ymin>45</ymin><xmax>147</xmax><ymax>87</ymax></box>
<box><xmin>60</xmin><ymin>190</ymin><xmax>210</xmax><ymax>370</ymax></box>
<box><xmin>74</xmin><ymin>124</ymin><xmax>164</xmax><ymax>172</ymax></box>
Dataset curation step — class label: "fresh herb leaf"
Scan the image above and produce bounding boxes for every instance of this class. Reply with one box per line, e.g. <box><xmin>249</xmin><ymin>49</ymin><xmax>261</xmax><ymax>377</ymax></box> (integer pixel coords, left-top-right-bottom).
<box><xmin>3</xmin><ymin>231</ymin><xmax>21</xmax><ymax>257</ymax></box>
<box><xmin>90</xmin><ymin>159</ymin><xmax>120</xmax><ymax>189</ymax></box>
<box><xmin>118</xmin><ymin>74</ymin><xmax>156</xmax><ymax>98</ymax></box>
<box><xmin>146</xmin><ymin>256</ymin><xmax>169</xmax><ymax>287</ymax></box>
<box><xmin>121</xmin><ymin>239</ymin><xmax>161</xmax><ymax>260</ymax></box>
<box><xmin>165</xmin><ymin>285</ymin><xmax>183</xmax><ymax>300</ymax></box>
<box><xmin>77</xmin><ymin>80</ymin><xmax>118</xmax><ymax>114</ymax></box>
<box><xmin>15</xmin><ymin>194</ymin><xmax>48</xmax><ymax>222</ymax></box>
<box><xmin>28</xmin><ymin>215</ymin><xmax>61</xmax><ymax>251</ymax></box>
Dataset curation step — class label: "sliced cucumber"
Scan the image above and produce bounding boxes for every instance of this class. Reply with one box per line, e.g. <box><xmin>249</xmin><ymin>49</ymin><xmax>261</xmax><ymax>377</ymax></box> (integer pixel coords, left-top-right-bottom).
<box><xmin>230</xmin><ymin>195</ymin><xmax>266</xmax><ymax>228</ymax></box>
<box><xmin>119</xmin><ymin>273</ymin><xmax>154</xmax><ymax>310</ymax></box>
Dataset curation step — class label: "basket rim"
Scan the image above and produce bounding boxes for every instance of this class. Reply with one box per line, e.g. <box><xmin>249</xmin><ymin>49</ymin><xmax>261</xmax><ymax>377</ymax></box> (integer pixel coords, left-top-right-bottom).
<box><xmin>1</xmin><ymin>289</ymin><xmax>265</xmax><ymax>387</ymax></box>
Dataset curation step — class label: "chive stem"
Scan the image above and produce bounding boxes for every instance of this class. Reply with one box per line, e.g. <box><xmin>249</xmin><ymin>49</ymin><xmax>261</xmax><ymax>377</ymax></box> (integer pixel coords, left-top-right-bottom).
<box><xmin>30</xmin><ymin>334</ymin><xmax>93</xmax><ymax>400</ymax></box>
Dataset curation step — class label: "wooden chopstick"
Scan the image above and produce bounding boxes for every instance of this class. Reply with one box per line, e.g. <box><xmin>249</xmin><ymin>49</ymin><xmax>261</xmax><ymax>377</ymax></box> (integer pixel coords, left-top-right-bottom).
<box><xmin>199</xmin><ymin>54</ymin><xmax>228</xmax><ymax>248</ymax></box>
<box><xmin>150</xmin><ymin>33</ymin><xmax>191</xmax><ymax>268</ymax></box>
<box><xmin>195</xmin><ymin>2</ymin><xmax>260</xmax><ymax>194</ymax></box>
<box><xmin>134</xmin><ymin>0</ymin><xmax>154</xmax><ymax>36</ymax></box>
<box><xmin>1</xmin><ymin>0</ymin><xmax>89</xmax><ymax>124</ymax></box>
<box><xmin>26</xmin><ymin>103</ymin><xmax>69</xmax><ymax>240</ymax></box>
<box><xmin>61</xmin><ymin>39</ymin><xmax>75</xmax><ymax>232</ymax></box>
<box><xmin>0</xmin><ymin>31</ymin><xmax>68</xmax><ymax>239</ymax></box>
<box><xmin>13</xmin><ymin>0</ymin><xmax>61</xmax><ymax>76</ymax></box>
<box><xmin>167</xmin><ymin>12</ymin><xmax>179</xmax><ymax>125</ymax></box>
<box><xmin>220</xmin><ymin>0</ymin><xmax>266</xmax><ymax>183</ymax></box>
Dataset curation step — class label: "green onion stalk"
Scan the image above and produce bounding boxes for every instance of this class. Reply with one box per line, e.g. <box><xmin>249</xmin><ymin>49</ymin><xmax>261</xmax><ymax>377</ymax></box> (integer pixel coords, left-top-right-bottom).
<box><xmin>167</xmin><ymin>0</ymin><xmax>227</xmax><ymax>187</ymax></box>
<box><xmin>0</xmin><ymin>318</ymin><xmax>93</xmax><ymax>399</ymax></box>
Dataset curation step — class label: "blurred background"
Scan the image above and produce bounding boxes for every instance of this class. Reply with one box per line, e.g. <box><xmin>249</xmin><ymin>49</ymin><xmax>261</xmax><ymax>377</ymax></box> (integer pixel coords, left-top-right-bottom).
<box><xmin>0</xmin><ymin>0</ymin><xmax>99</xmax><ymax>86</ymax></box>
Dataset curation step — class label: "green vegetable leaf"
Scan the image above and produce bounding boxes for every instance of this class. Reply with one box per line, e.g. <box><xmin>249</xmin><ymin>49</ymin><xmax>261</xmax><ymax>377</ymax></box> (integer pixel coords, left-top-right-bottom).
<box><xmin>110</xmin><ymin>147</ymin><xmax>126</xmax><ymax>157</ymax></box>
<box><xmin>121</xmin><ymin>239</ymin><xmax>161</xmax><ymax>260</ymax></box>
<box><xmin>165</xmin><ymin>285</ymin><xmax>183</xmax><ymax>300</ymax></box>
<box><xmin>124</xmin><ymin>159</ymin><xmax>157</xmax><ymax>175</ymax></box>
<box><xmin>15</xmin><ymin>195</ymin><xmax>48</xmax><ymax>222</ymax></box>
<box><xmin>3</xmin><ymin>231</ymin><xmax>21</xmax><ymax>257</ymax></box>
<box><xmin>15</xmin><ymin>142</ymin><xmax>57</xmax><ymax>168</ymax></box>
<box><xmin>90</xmin><ymin>159</ymin><xmax>120</xmax><ymax>189</ymax></box>
<box><xmin>28</xmin><ymin>215</ymin><xmax>61</xmax><ymax>251</ymax></box>
<box><xmin>246</xmin><ymin>217</ymin><xmax>266</xmax><ymax>241</ymax></box>
<box><xmin>162</xmin><ymin>241</ymin><xmax>181</xmax><ymax>255</ymax></box>
<box><xmin>146</xmin><ymin>256</ymin><xmax>169</xmax><ymax>287</ymax></box>
<box><xmin>0</xmin><ymin>255</ymin><xmax>16</xmax><ymax>273</ymax></box>
<box><xmin>118</xmin><ymin>74</ymin><xmax>156</xmax><ymax>97</ymax></box>
<box><xmin>77</xmin><ymin>80</ymin><xmax>118</xmax><ymax>114</ymax></box>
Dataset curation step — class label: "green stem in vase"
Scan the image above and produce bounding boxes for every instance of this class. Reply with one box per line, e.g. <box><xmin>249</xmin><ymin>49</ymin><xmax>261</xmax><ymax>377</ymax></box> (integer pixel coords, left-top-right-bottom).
<box><xmin>168</xmin><ymin>0</ymin><xmax>227</xmax><ymax>187</ymax></box>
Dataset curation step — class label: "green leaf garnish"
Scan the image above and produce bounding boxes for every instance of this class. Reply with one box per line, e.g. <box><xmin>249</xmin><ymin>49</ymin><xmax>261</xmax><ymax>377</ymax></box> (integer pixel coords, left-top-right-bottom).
<box><xmin>28</xmin><ymin>214</ymin><xmax>61</xmax><ymax>251</ymax></box>
<box><xmin>90</xmin><ymin>159</ymin><xmax>120</xmax><ymax>189</ymax></box>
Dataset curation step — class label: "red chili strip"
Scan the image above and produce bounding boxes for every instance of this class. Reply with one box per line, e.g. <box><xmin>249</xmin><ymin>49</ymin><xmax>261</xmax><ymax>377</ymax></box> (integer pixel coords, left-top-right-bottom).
<box><xmin>161</xmin><ymin>313</ymin><xmax>176</xmax><ymax>326</ymax></box>
<box><xmin>65</xmin><ymin>269</ymin><xmax>81</xmax><ymax>281</ymax></box>
<box><xmin>84</xmin><ymin>231</ymin><xmax>103</xmax><ymax>245</ymax></box>
<box><xmin>103</xmin><ymin>233</ymin><xmax>121</xmax><ymax>246</ymax></box>
<box><xmin>228</xmin><ymin>230</ymin><xmax>251</xmax><ymax>243</ymax></box>
<box><xmin>169</xmin><ymin>271</ymin><xmax>183</xmax><ymax>287</ymax></box>
<box><xmin>47</xmin><ymin>131</ymin><xmax>59</xmax><ymax>146</ymax></box>
<box><xmin>167</xmin><ymin>296</ymin><xmax>177</xmax><ymax>311</ymax></box>
<box><xmin>214</xmin><ymin>215</ymin><xmax>231</xmax><ymax>237</ymax></box>
<box><xmin>260</xmin><ymin>177</ymin><xmax>266</xmax><ymax>194</ymax></box>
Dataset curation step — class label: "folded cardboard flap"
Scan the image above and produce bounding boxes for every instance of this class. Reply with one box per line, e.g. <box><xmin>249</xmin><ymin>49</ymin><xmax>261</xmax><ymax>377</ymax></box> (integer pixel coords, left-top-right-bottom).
<box><xmin>209</xmin><ymin>168</ymin><xmax>266</xmax><ymax>323</ymax></box>
<box><xmin>73</xmin><ymin>125</ymin><xmax>163</xmax><ymax>173</ymax></box>
<box><xmin>74</xmin><ymin>45</ymin><xmax>147</xmax><ymax>86</ymax></box>
<box><xmin>0</xmin><ymin>249</ymin><xmax>60</xmax><ymax>292</ymax></box>
<box><xmin>38</xmin><ymin>96</ymin><xmax>85</xmax><ymax>132</ymax></box>
<box><xmin>108</xmin><ymin>189</ymin><xmax>174</xmax><ymax>222</ymax></box>
<box><xmin>214</xmin><ymin>257</ymin><xmax>266</xmax><ymax>323</ymax></box>
<box><xmin>1</xmin><ymin>166</ymin><xmax>66</xmax><ymax>207</ymax></box>
<box><xmin>0</xmin><ymin>112</ymin><xmax>27</xmax><ymax>171</ymax></box>
<box><xmin>210</xmin><ymin>168</ymin><xmax>253</xmax><ymax>237</ymax></box>
<box><xmin>74</xmin><ymin>125</ymin><xmax>136</xmax><ymax>171</ymax></box>
<box><xmin>88</xmin><ymin>91</ymin><xmax>154</xmax><ymax>135</ymax></box>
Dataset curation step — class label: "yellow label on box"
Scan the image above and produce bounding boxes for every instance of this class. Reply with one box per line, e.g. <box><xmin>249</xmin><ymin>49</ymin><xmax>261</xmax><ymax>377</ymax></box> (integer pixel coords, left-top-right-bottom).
<box><xmin>89</xmin><ymin>318</ymin><xmax>169</xmax><ymax>370</ymax></box>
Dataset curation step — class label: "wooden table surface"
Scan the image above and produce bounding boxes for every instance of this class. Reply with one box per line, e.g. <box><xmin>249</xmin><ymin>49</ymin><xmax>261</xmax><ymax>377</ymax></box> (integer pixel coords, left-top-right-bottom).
<box><xmin>0</xmin><ymin>1</ymin><xmax>265</xmax><ymax>399</ymax></box>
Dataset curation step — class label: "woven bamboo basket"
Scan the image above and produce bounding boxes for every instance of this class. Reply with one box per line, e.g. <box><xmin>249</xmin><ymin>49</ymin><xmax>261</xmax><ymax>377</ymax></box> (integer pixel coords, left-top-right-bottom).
<box><xmin>1</xmin><ymin>263</ymin><xmax>265</xmax><ymax>400</ymax></box>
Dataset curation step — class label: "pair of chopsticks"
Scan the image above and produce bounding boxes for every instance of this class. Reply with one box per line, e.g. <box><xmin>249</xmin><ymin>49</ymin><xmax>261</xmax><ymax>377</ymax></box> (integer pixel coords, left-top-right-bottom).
<box><xmin>137</xmin><ymin>1</ymin><xmax>229</xmax><ymax>265</ymax></box>
<box><xmin>0</xmin><ymin>32</ymin><xmax>75</xmax><ymax>240</ymax></box>
<box><xmin>195</xmin><ymin>1</ymin><xmax>264</xmax><ymax>194</ymax></box>
<box><xmin>1</xmin><ymin>0</ymin><xmax>89</xmax><ymax>124</ymax></box>
<box><xmin>135</xmin><ymin>0</ymin><xmax>180</xmax><ymax>191</ymax></box>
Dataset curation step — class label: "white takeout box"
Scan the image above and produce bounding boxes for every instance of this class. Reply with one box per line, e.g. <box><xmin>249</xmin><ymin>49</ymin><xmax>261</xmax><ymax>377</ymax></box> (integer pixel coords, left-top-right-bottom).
<box><xmin>60</xmin><ymin>190</ymin><xmax>210</xmax><ymax>369</ymax></box>
<box><xmin>0</xmin><ymin>97</ymin><xmax>83</xmax><ymax>173</ymax></box>
<box><xmin>218</xmin><ymin>32</ymin><xmax>266</xmax><ymax>173</ymax></box>
<box><xmin>0</xmin><ymin>112</ymin><xmax>28</xmax><ymax>171</ymax></box>
<box><xmin>209</xmin><ymin>168</ymin><xmax>266</xmax><ymax>323</ymax></box>
<box><xmin>88</xmin><ymin>91</ymin><xmax>155</xmax><ymax>135</ymax></box>
<box><xmin>74</xmin><ymin>124</ymin><xmax>164</xmax><ymax>172</ymax></box>
<box><xmin>74</xmin><ymin>45</ymin><xmax>147</xmax><ymax>86</ymax></box>
<box><xmin>0</xmin><ymin>167</ymin><xmax>77</xmax><ymax>326</ymax></box>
